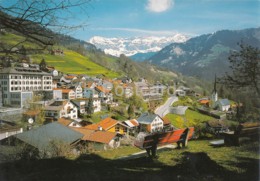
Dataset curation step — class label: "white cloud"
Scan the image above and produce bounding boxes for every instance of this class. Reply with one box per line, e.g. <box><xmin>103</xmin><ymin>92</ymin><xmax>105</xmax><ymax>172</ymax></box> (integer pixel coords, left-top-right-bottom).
<box><xmin>146</xmin><ymin>0</ymin><xmax>174</xmax><ymax>13</ymax></box>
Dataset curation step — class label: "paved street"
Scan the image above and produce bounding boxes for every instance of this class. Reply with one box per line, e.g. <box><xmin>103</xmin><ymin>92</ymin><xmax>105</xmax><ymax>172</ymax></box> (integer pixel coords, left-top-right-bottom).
<box><xmin>155</xmin><ymin>96</ymin><xmax>178</xmax><ymax>117</ymax></box>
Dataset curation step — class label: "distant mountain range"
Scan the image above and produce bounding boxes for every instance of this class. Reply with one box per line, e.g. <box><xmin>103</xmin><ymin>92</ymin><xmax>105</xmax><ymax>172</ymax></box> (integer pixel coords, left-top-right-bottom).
<box><xmin>148</xmin><ymin>28</ymin><xmax>260</xmax><ymax>80</ymax></box>
<box><xmin>88</xmin><ymin>34</ymin><xmax>189</xmax><ymax>57</ymax></box>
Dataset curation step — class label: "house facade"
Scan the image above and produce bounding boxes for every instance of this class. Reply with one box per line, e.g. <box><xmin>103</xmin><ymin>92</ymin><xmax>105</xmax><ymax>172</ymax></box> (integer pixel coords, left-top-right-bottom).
<box><xmin>45</xmin><ymin>100</ymin><xmax>78</xmax><ymax>120</ymax></box>
<box><xmin>86</xmin><ymin>117</ymin><xmax>130</xmax><ymax>135</ymax></box>
<box><xmin>137</xmin><ymin>113</ymin><xmax>164</xmax><ymax>133</ymax></box>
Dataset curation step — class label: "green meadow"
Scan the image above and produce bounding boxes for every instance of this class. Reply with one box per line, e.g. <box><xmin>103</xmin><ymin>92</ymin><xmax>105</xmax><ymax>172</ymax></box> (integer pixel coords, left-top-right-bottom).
<box><xmin>165</xmin><ymin>109</ymin><xmax>214</xmax><ymax>128</ymax></box>
<box><xmin>31</xmin><ymin>50</ymin><xmax>120</xmax><ymax>78</ymax></box>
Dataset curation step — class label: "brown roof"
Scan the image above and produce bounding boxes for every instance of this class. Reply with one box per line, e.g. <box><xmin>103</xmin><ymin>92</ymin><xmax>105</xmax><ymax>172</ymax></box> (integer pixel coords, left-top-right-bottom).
<box><xmin>86</xmin><ymin>117</ymin><xmax>118</xmax><ymax>131</ymax></box>
<box><xmin>72</xmin><ymin>128</ymin><xmax>116</xmax><ymax>144</ymax></box>
<box><xmin>58</xmin><ymin>118</ymin><xmax>72</xmax><ymax>127</ymax></box>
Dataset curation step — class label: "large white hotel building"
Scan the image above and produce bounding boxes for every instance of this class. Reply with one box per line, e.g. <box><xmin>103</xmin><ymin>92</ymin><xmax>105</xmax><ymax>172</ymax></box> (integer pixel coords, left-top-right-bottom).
<box><xmin>0</xmin><ymin>67</ymin><xmax>52</xmax><ymax>107</ymax></box>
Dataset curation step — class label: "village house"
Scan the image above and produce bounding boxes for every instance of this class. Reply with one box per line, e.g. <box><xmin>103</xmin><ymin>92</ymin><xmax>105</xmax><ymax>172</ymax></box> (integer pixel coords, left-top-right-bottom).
<box><xmin>123</xmin><ymin>119</ymin><xmax>139</xmax><ymax>135</ymax></box>
<box><xmin>86</xmin><ymin>117</ymin><xmax>130</xmax><ymax>135</ymax></box>
<box><xmin>82</xmin><ymin>88</ymin><xmax>99</xmax><ymax>99</ymax></box>
<box><xmin>98</xmin><ymin>79</ymin><xmax>113</xmax><ymax>91</ymax></box>
<box><xmin>60</xmin><ymin>75</ymin><xmax>77</xmax><ymax>84</ymax></box>
<box><xmin>44</xmin><ymin>100</ymin><xmax>78</xmax><ymax>121</ymax></box>
<box><xmin>95</xmin><ymin>86</ymin><xmax>113</xmax><ymax>104</ymax></box>
<box><xmin>71</xmin><ymin>99</ymin><xmax>86</xmax><ymax>115</ymax></box>
<box><xmin>73</xmin><ymin>84</ymin><xmax>83</xmax><ymax>98</ymax></box>
<box><xmin>53</xmin><ymin>88</ymin><xmax>75</xmax><ymax>100</ymax></box>
<box><xmin>137</xmin><ymin>113</ymin><xmax>164</xmax><ymax>133</ymax></box>
<box><xmin>71</xmin><ymin>127</ymin><xmax>120</xmax><ymax>150</ymax></box>
<box><xmin>134</xmin><ymin>79</ymin><xmax>163</xmax><ymax>102</ymax></box>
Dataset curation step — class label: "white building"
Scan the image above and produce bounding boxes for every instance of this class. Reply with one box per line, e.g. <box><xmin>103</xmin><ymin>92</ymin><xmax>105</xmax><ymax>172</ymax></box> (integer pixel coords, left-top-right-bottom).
<box><xmin>45</xmin><ymin>100</ymin><xmax>78</xmax><ymax>120</ymax></box>
<box><xmin>74</xmin><ymin>84</ymin><xmax>83</xmax><ymax>98</ymax></box>
<box><xmin>0</xmin><ymin>67</ymin><xmax>52</xmax><ymax>107</ymax></box>
<box><xmin>137</xmin><ymin>113</ymin><xmax>164</xmax><ymax>133</ymax></box>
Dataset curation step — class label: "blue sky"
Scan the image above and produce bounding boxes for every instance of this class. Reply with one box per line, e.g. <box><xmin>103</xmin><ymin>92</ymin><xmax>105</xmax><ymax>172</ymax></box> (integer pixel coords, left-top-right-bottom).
<box><xmin>69</xmin><ymin>0</ymin><xmax>259</xmax><ymax>41</ymax></box>
<box><xmin>2</xmin><ymin>0</ymin><xmax>259</xmax><ymax>40</ymax></box>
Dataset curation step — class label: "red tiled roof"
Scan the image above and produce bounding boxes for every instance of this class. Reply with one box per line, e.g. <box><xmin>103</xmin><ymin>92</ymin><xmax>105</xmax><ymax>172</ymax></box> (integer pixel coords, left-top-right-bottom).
<box><xmin>72</xmin><ymin>127</ymin><xmax>116</xmax><ymax>144</ymax></box>
<box><xmin>199</xmin><ymin>100</ymin><xmax>210</xmax><ymax>104</ymax></box>
<box><xmin>85</xmin><ymin>117</ymin><xmax>118</xmax><ymax>131</ymax></box>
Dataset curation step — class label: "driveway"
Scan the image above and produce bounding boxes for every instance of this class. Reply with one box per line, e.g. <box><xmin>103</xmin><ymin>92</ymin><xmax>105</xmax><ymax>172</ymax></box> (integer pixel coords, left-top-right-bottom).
<box><xmin>155</xmin><ymin>96</ymin><xmax>178</xmax><ymax>117</ymax></box>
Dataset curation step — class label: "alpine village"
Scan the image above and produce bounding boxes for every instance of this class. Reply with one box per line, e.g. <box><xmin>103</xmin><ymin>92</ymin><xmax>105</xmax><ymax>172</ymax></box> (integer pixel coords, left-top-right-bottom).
<box><xmin>0</xmin><ymin>1</ymin><xmax>259</xmax><ymax>181</ymax></box>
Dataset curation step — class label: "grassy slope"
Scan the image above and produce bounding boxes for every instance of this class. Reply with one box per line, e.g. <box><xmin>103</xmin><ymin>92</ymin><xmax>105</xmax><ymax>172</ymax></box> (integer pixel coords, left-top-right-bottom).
<box><xmin>1</xmin><ymin>140</ymin><xmax>259</xmax><ymax>180</ymax></box>
<box><xmin>165</xmin><ymin>109</ymin><xmax>214</xmax><ymax>128</ymax></box>
<box><xmin>31</xmin><ymin>50</ymin><xmax>120</xmax><ymax>78</ymax></box>
<box><xmin>1</xmin><ymin>33</ymin><xmax>120</xmax><ymax>78</ymax></box>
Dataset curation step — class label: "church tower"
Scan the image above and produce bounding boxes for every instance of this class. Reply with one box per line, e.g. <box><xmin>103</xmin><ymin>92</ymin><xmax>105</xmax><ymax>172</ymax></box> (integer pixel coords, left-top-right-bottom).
<box><xmin>211</xmin><ymin>74</ymin><xmax>218</xmax><ymax>107</ymax></box>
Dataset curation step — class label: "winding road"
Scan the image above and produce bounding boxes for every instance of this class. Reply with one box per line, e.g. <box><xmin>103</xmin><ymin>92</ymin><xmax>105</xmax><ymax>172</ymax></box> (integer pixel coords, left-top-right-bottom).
<box><xmin>155</xmin><ymin>96</ymin><xmax>178</xmax><ymax>117</ymax></box>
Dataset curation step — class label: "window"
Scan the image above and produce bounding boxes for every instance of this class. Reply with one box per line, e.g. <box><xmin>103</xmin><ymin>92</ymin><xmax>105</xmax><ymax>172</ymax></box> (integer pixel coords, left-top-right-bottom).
<box><xmin>115</xmin><ymin>125</ymin><xmax>120</xmax><ymax>132</ymax></box>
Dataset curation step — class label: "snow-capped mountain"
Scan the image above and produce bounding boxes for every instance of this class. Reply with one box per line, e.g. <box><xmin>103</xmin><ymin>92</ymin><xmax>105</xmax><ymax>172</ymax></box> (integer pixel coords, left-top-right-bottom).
<box><xmin>88</xmin><ymin>34</ymin><xmax>189</xmax><ymax>57</ymax></box>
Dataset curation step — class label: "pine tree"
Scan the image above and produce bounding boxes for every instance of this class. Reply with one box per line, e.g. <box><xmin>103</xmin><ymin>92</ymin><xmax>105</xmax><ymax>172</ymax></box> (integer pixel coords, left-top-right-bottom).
<box><xmin>39</xmin><ymin>58</ymin><xmax>47</xmax><ymax>71</ymax></box>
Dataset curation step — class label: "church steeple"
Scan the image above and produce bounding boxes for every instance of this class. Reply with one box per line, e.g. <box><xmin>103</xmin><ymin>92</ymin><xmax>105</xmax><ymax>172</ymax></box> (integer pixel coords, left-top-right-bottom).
<box><xmin>213</xmin><ymin>74</ymin><xmax>217</xmax><ymax>93</ymax></box>
<box><xmin>211</xmin><ymin>74</ymin><xmax>218</xmax><ymax>107</ymax></box>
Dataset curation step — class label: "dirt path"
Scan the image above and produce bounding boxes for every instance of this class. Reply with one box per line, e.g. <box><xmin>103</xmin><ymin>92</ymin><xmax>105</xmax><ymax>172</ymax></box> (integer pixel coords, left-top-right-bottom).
<box><xmin>117</xmin><ymin>144</ymin><xmax>177</xmax><ymax>160</ymax></box>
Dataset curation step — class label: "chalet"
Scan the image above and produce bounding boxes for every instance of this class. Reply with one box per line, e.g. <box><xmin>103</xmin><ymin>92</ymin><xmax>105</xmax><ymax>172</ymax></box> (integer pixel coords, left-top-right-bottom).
<box><xmin>123</xmin><ymin>119</ymin><xmax>139</xmax><ymax>135</ymax></box>
<box><xmin>86</xmin><ymin>117</ymin><xmax>130</xmax><ymax>135</ymax></box>
<box><xmin>95</xmin><ymin>86</ymin><xmax>113</xmax><ymax>104</ymax></box>
<box><xmin>137</xmin><ymin>113</ymin><xmax>164</xmax><ymax>133</ymax></box>
<box><xmin>71</xmin><ymin>127</ymin><xmax>120</xmax><ymax>150</ymax></box>
<box><xmin>71</xmin><ymin>99</ymin><xmax>86</xmax><ymax>115</ymax></box>
<box><xmin>73</xmin><ymin>84</ymin><xmax>83</xmax><ymax>98</ymax></box>
<box><xmin>44</xmin><ymin>100</ymin><xmax>78</xmax><ymax>121</ymax></box>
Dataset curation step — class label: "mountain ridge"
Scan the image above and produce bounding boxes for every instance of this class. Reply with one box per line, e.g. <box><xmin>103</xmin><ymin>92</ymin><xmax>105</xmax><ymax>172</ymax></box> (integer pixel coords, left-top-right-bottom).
<box><xmin>148</xmin><ymin>27</ymin><xmax>260</xmax><ymax>80</ymax></box>
<box><xmin>88</xmin><ymin>34</ymin><xmax>189</xmax><ymax>57</ymax></box>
